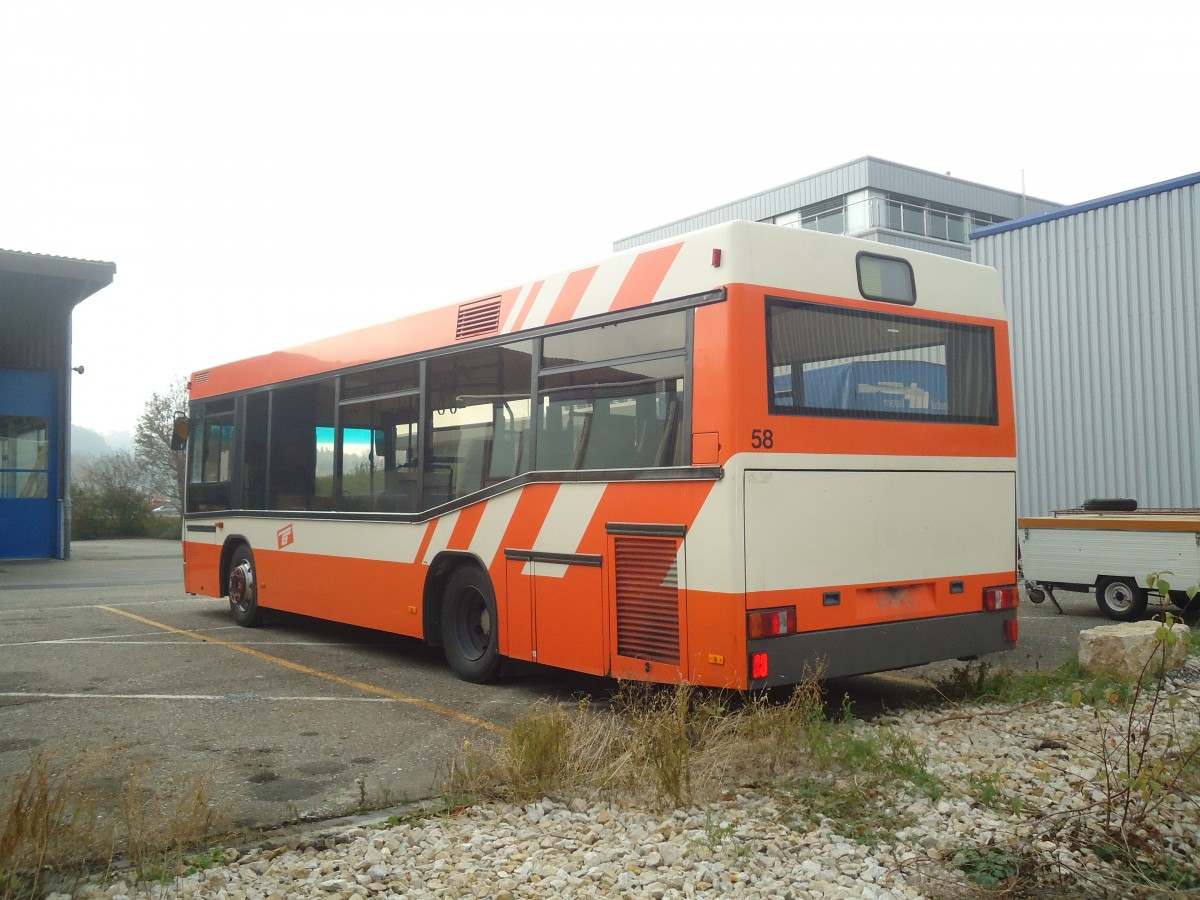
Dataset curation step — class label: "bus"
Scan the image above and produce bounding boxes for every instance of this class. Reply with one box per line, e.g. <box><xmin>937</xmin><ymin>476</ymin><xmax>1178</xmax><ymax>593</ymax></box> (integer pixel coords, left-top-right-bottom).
<box><xmin>180</xmin><ymin>221</ymin><xmax>1018</xmax><ymax>689</ymax></box>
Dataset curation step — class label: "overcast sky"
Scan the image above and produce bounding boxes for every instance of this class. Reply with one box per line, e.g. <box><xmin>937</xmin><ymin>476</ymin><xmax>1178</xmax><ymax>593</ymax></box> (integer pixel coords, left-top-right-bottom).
<box><xmin>2</xmin><ymin>0</ymin><xmax>1193</xmax><ymax>436</ymax></box>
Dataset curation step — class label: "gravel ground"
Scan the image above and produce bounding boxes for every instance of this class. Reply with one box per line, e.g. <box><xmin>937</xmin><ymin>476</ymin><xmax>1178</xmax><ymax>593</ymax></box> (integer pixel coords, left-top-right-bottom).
<box><xmin>54</xmin><ymin>659</ymin><xmax>1200</xmax><ymax>900</ymax></box>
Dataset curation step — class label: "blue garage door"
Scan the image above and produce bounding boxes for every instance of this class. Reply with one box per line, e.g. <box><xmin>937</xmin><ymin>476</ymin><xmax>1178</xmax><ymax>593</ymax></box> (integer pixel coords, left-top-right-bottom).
<box><xmin>0</xmin><ymin>370</ymin><xmax>59</xmax><ymax>559</ymax></box>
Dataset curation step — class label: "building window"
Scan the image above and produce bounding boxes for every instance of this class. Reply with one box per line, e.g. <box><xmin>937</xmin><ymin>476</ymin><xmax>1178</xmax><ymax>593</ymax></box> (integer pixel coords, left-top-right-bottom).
<box><xmin>0</xmin><ymin>416</ymin><xmax>49</xmax><ymax>499</ymax></box>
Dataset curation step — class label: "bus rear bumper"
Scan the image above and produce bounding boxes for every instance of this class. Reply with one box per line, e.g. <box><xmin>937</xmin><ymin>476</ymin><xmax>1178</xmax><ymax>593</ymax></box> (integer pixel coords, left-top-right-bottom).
<box><xmin>746</xmin><ymin>610</ymin><xmax>1017</xmax><ymax>689</ymax></box>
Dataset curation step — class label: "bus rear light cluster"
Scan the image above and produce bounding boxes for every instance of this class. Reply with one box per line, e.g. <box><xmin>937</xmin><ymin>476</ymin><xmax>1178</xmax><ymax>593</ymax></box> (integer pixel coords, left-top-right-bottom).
<box><xmin>983</xmin><ymin>586</ymin><xmax>1018</xmax><ymax>610</ymax></box>
<box><xmin>747</xmin><ymin>606</ymin><xmax>797</xmax><ymax>639</ymax></box>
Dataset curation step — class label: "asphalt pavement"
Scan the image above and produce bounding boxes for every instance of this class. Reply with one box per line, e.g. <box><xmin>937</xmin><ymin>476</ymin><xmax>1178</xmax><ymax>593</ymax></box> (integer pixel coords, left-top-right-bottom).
<box><xmin>0</xmin><ymin>540</ymin><xmax>1118</xmax><ymax>841</ymax></box>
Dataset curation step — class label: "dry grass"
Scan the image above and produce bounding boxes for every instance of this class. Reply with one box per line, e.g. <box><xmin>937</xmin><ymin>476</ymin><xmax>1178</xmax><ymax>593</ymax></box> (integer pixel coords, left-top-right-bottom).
<box><xmin>442</xmin><ymin>676</ymin><xmax>848</xmax><ymax>810</ymax></box>
<box><xmin>0</xmin><ymin>747</ymin><xmax>222</xmax><ymax>898</ymax></box>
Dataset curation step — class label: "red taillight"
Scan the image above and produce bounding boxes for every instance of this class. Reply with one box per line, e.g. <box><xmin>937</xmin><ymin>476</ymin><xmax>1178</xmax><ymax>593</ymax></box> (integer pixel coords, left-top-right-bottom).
<box><xmin>751</xmin><ymin>652</ymin><xmax>769</xmax><ymax>679</ymax></box>
<box><xmin>984</xmin><ymin>586</ymin><xmax>1018</xmax><ymax>611</ymax></box>
<box><xmin>747</xmin><ymin>607</ymin><xmax>797</xmax><ymax>639</ymax></box>
<box><xmin>1005</xmin><ymin>618</ymin><xmax>1019</xmax><ymax>643</ymax></box>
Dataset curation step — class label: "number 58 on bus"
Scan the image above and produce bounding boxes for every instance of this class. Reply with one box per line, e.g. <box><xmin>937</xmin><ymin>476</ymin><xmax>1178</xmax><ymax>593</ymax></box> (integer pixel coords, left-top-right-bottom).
<box><xmin>177</xmin><ymin>221</ymin><xmax>1018</xmax><ymax>689</ymax></box>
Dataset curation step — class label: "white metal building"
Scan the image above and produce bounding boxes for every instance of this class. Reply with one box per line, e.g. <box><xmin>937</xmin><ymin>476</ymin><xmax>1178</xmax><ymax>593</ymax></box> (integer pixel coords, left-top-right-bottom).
<box><xmin>615</xmin><ymin>156</ymin><xmax>1060</xmax><ymax>261</ymax></box>
<box><xmin>972</xmin><ymin>172</ymin><xmax>1200</xmax><ymax>517</ymax></box>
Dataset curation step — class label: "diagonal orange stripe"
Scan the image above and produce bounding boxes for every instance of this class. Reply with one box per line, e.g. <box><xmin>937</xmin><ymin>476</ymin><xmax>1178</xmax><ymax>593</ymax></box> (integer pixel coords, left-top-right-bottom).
<box><xmin>544</xmin><ymin>266</ymin><xmax>598</xmax><ymax>326</ymax></box>
<box><xmin>97</xmin><ymin>605</ymin><xmax>506</xmax><ymax>734</ymax></box>
<box><xmin>610</xmin><ymin>243</ymin><xmax>684</xmax><ymax>312</ymax></box>
<box><xmin>510</xmin><ymin>280</ymin><xmax>544</xmax><ymax>333</ymax></box>
<box><xmin>447</xmin><ymin>501</ymin><xmax>488</xmax><ymax>550</ymax></box>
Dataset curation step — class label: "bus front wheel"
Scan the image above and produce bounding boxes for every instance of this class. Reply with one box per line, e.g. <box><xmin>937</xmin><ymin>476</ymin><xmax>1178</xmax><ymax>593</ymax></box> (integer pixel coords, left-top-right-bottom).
<box><xmin>1095</xmin><ymin>576</ymin><xmax>1147</xmax><ymax>621</ymax></box>
<box><xmin>440</xmin><ymin>565</ymin><xmax>501</xmax><ymax>683</ymax></box>
<box><xmin>228</xmin><ymin>543</ymin><xmax>263</xmax><ymax>627</ymax></box>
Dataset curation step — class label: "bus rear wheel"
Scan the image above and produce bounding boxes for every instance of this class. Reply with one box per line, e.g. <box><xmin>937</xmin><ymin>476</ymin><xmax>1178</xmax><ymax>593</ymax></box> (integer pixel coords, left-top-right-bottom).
<box><xmin>228</xmin><ymin>543</ymin><xmax>263</xmax><ymax>627</ymax></box>
<box><xmin>440</xmin><ymin>565</ymin><xmax>501</xmax><ymax>683</ymax></box>
<box><xmin>1095</xmin><ymin>576</ymin><xmax>1147</xmax><ymax>621</ymax></box>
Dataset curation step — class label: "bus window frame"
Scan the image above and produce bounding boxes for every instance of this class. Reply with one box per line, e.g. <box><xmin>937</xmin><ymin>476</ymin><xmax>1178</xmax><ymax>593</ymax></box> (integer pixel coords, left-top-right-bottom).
<box><xmin>764</xmin><ymin>296</ymin><xmax>1000</xmax><ymax>426</ymax></box>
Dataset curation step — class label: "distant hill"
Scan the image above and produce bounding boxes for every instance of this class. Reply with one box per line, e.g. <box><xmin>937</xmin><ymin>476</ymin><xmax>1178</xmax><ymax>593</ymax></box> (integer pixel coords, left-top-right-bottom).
<box><xmin>72</xmin><ymin>425</ymin><xmax>109</xmax><ymax>464</ymax></box>
<box><xmin>71</xmin><ymin>427</ymin><xmax>134</xmax><ymax>467</ymax></box>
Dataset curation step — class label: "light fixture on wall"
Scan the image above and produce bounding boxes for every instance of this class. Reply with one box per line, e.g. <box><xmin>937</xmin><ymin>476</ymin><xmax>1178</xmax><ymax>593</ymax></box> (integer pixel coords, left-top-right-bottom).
<box><xmin>72</xmin><ymin>365</ymin><xmax>85</xmax><ymax>374</ymax></box>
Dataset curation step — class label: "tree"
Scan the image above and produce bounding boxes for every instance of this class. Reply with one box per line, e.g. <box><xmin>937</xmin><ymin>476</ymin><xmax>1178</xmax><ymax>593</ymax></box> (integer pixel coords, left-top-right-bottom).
<box><xmin>72</xmin><ymin>450</ymin><xmax>155</xmax><ymax>538</ymax></box>
<box><xmin>134</xmin><ymin>376</ymin><xmax>189</xmax><ymax>511</ymax></box>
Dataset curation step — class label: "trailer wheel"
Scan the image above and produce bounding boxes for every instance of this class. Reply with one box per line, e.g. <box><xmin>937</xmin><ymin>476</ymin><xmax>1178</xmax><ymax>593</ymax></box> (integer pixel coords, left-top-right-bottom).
<box><xmin>227</xmin><ymin>543</ymin><xmax>263</xmax><ymax>627</ymax></box>
<box><xmin>1095</xmin><ymin>577</ymin><xmax>1147</xmax><ymax>621</ymax></box>
<box><xmin>440</xmin><ymin>565</ymin><xmax>501</xmax><ymax>683</ymax></box>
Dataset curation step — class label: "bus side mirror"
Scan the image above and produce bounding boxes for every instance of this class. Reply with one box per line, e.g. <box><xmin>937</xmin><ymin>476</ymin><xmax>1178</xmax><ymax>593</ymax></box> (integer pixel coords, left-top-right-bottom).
<box><xmin>170</xmin><ymin>414</ymin><xmax>190</xmax><ymax>452</ymax></box>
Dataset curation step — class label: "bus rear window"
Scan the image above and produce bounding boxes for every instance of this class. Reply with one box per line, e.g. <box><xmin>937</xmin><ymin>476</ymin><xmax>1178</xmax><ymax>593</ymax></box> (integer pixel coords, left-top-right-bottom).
<box><xmin>766</xmin><ymin>298</ymin><xmax>997</xmax><ymax>425</ymax></box>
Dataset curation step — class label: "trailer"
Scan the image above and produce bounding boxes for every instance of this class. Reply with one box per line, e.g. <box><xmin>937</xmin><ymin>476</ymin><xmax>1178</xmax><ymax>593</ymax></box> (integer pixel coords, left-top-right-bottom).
<box><xmin>1019</xmin><ymin>501</ymin><xmax>1200</xmax><ymax>621</ymax></box>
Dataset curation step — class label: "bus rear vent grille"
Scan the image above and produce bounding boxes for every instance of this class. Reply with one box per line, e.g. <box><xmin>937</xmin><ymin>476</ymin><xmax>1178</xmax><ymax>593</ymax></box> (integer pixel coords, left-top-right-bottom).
<box><xmin>614</xmin><ymin>536</ymin><xmax>680</xmax><ymax>665</ymax></box>
<box><xmin>456</xmin><ymin>296</ymin><xmax>502</xmax><ymax>340</ymax></box>
<box><xmin>193</xmin><ymin>371</ymin><xmax>209</xmax><ymax>384</ymax></box>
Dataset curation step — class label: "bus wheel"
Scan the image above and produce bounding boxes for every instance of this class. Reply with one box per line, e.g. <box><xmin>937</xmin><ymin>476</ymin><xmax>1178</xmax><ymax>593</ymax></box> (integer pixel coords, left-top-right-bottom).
<box><xmin>1095</xmin><ymin>577</ymin><xmax>1147</xmax><ymax>621</ymax></box>
<box><xmin>228</xmin><ymin>544</ymin><xmax>263</xmax><ymax>627</ymax></box>
<box><xmin>440</xmin><ymin>565</ymin><xmax>501</xmax><ymax>683</ymax></box>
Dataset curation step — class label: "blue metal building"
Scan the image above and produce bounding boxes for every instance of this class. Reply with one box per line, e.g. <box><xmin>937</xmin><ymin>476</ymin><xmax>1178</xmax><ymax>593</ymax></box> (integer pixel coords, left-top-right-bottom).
<box><xmin>1</xmin><ymin>250</ymin><xmax>116</xmax><ymax>559</ymax></box>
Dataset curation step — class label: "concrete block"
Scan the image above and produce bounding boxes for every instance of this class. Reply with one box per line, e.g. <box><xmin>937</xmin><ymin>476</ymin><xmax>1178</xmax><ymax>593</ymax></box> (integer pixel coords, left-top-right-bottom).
<box><xmin>1078</xmin><ymin>620</ymin><xmax>1190</xmax><ymax>680</ymax></box>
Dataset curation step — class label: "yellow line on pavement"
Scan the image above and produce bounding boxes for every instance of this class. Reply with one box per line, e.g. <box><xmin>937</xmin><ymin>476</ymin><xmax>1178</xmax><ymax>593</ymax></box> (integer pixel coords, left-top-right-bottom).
<box><xmin>97</xmin><ymin>605</ymin><xmax>507</xmax><ymax>734</ymax></box>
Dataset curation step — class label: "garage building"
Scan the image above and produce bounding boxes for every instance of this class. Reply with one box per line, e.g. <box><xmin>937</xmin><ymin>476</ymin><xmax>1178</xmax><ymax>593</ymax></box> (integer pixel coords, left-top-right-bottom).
<box><xmin>1</xmin><ymin>250</ymin><xmax>116</xmax><ymax>559</ymax></box>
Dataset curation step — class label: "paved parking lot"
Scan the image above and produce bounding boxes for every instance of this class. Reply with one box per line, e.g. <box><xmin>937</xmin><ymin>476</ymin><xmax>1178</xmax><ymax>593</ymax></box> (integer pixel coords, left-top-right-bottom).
<box><xmin>0</xmin><ymin>541</ymin><xmax>610</xmax><ymax>832</ymax></box>
<box><xmin>0</xmin><ymin>539</ymin><xmax>1120</xmax><ymax>836</ymax></box>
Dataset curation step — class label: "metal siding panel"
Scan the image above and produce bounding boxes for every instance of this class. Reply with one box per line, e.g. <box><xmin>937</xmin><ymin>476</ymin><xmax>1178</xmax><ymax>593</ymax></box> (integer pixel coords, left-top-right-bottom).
<box><xmin>982</xmin><ymin>182</ymin><xmax>1200</xmax><ymax>516</ymax></box>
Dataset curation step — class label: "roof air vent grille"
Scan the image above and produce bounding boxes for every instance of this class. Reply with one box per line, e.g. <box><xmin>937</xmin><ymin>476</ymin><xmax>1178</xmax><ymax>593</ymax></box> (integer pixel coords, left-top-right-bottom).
<box><xmin>456</xmin><ymin>296</ymin><xmax>502</xmax><ymax>340</ymax></box>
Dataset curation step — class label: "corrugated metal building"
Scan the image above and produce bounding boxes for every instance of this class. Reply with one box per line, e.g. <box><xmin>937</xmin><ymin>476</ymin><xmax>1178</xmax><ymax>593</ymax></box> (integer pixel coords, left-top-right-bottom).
<box><xmin>615</xmin><ymin>156</ymin><xmax>1060</xmax><ymax>260</ymax></box>
<box><xmin>1</xmin><ymin>249</ymin><xmax>116</xmax><ymax>559</ymax></box>
<box><xmin>973</xmin><ymin>173</ymin><xmax>1200</xmax><ymax>517</ymax></box>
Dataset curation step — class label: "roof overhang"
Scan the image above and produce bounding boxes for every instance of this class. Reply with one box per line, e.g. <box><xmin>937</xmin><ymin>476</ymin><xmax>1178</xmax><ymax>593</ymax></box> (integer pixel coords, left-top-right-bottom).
<box><xmin>0</xmin><ymin>249</ymin><xmax>116</xmax><ymax>308</ymax></box>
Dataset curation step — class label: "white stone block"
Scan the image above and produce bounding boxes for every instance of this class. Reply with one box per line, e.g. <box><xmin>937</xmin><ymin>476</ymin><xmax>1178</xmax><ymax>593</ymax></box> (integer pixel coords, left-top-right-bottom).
<box><xmin>1078</xmin><ymin>620</ymin><xmax>1190</xmax><ymax>680</ymax></box>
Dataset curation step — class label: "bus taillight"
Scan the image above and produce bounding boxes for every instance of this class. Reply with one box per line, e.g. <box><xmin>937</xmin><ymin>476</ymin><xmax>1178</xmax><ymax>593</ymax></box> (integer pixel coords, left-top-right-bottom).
<box><xmin>747</xmin><ymin>607</ymin><xmax>797</xmax><ymax>639</ymax></box>
<box><xmin>983</xmin><ymin>586</ymin><xmax>1018</xmax><ymax>610</ymax></box>
<box><xmin>751</xmin><ymin>652</ymin><xmax>769</xmax><ymax>679</ymax></box>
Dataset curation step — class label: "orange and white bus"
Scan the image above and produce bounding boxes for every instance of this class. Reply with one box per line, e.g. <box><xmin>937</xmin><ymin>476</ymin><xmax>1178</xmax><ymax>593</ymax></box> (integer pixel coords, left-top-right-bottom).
<box><xmin>180</xmin><ymin>221</ymin><xmax>1018</xmax><ymax>689</ymax></box>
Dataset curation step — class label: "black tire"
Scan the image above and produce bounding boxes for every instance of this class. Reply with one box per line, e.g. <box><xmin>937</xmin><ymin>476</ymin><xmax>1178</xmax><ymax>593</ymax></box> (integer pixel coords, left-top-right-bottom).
<box><xmin>440</xmin><ymin>565</ymin><xmax>501</xmax><ymax>683</ymax></box>
<box><xmin>1095</xmin><ymin>576</ymin><xmax>1148</xmax><ymax>621</ymax></box>
<box><xmin>227</xmin><ymin>543</ymin><xmax>263</xmax><ymax>627</ymax></box>
<box><xmin>1082</xmin><ymin>498</ymin><xmax>1138</xmax><ymax>512</ymax></box>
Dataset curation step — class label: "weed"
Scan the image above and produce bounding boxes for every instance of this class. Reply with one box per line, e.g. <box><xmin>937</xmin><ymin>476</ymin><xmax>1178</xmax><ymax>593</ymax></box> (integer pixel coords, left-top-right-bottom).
<box><xmin>952</xmin><ymin>845</ymin><xmax>1019</xmax><ymax>887</ymax></box>
<box><xmin>506</xmin><ymin>704</ymin><xmax>572</xmax><ymax>800</ymax></box>
<box><xmin>356</xmin><ymin>776</ymin><xmax>368</xmax><ymax>814</ymax></box>
<box><xmin>0</xmin><ymin>747</ymin><xmax>221</xmax><ymax>897</ymax></box>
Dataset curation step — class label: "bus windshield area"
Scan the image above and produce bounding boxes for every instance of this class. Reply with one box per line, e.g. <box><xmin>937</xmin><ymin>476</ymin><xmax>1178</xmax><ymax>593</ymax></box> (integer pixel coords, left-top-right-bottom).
<box><xmin>766</xmin><ymin>297</ymin><xmax>998</xmax><ymax>425</ymax></box>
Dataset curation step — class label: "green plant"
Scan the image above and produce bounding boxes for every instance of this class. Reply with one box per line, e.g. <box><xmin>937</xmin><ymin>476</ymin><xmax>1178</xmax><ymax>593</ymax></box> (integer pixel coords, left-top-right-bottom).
<box><xmin>1090</xmin><ymin>614</ymin><xmax>1200</xmax><ymax>840</ymax></box>
<box><xmin>505</xmin><ymin>705</ymin><xmax>572</xmax><ymax>800</ymax></box>
<box><xmin>699</xmin><ymin>810</ymin><xmax>745</xmax><ymax>856</ymax></box>
<box><xmin>952</xmin><ymin>845</ymin><xmax>1018</xmax><ymax>886</ymax></box>
<box><xmin>1148</xmin><ymin>570</ymin><xmax>1200</xmax><ymax>623</ymax></box>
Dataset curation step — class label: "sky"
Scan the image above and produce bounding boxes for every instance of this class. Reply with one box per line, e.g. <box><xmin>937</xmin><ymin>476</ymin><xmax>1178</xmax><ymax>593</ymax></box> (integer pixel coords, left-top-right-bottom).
<box><xmin>2</xmin><ymin>0</ymin><xmax>1194</xmax><ymax>437</ymax></box>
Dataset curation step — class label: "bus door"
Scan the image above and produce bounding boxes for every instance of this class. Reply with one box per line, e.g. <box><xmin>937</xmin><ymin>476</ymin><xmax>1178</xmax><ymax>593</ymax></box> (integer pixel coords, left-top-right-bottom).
<box><xmin>504</xmin><ymin>549</ymin><xmax>606</xmax><ymax>675</ymax></box>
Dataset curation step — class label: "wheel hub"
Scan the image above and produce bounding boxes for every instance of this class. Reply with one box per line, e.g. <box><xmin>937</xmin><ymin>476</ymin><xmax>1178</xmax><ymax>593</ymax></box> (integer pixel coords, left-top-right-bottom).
<box><xmin>230</xmin><ymin>562</ymin><xmax>254</xmax><ymax>608</ymax></box>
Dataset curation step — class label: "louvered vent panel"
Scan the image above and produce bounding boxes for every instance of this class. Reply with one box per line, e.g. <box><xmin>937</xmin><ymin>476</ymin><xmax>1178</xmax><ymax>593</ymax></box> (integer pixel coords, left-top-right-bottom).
<box><xmin>455</xmin><ymin>296</ymin><xmax>502</xmax><ymax>340</ymax></box>
<box><xmin>615</xmin><ymin>536</ymin><xmax>680</xmax><ymax>665</ymax></box>
<box><xmin>193</xmin><ymin>371</ymin><xmax>210</xmax><ymax>384</ymax></box>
